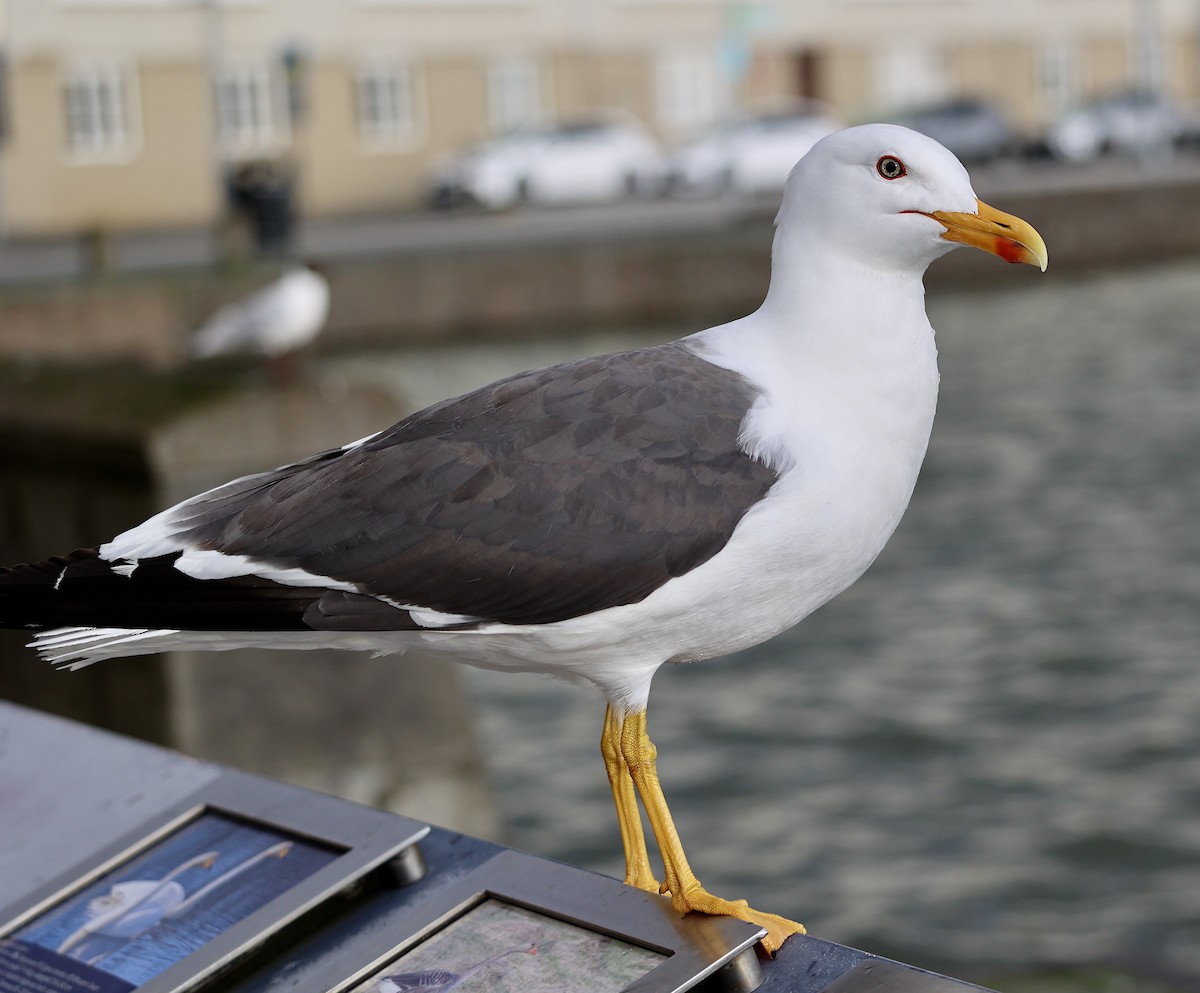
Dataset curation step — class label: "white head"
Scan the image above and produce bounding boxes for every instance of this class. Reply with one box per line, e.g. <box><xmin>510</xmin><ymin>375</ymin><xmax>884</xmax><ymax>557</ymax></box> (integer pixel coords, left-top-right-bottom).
<box><xmin>772</xmin><ymin>124</ymin><xmax>1046</xmax><ymax>280</ymax></box>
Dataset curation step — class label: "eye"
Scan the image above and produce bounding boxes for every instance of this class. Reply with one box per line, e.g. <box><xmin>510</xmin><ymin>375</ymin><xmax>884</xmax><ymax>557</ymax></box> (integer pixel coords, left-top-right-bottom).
<box><xmin>876</xmin><ymin>155</ymin><xmax>906</xmax><ymax>180</ymax></box>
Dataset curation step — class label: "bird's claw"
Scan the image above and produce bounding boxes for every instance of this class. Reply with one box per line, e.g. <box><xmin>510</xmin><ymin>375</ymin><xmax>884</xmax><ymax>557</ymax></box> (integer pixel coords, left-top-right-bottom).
<box><xmin>669</xmin><ymin>884</ymin><xmax>806</xmax><ymax>957</ymax></box>
<box><xmin>746</xmin><ymin>910</ymin><xmax>806</xmax><ymax>957</ymax></box>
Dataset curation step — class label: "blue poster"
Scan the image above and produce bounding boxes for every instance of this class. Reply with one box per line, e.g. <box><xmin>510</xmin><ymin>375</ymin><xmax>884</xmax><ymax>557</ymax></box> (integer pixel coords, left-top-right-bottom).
<box><xmin>1</xmin><ymin>812</ymin><xmax>338</xmax><ymax>991</ymax></box>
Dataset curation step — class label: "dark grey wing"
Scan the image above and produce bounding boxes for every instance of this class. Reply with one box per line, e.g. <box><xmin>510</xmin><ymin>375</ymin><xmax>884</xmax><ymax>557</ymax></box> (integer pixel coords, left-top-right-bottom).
<box><xmin>132</xmin><ymin>342</ymin><xmax>778</xmax><ymax>627</ymax></box>
<box><xmin>1</xmin><ymin>344</ymin><xmax>777</xmax><ymax>635</ymax></box>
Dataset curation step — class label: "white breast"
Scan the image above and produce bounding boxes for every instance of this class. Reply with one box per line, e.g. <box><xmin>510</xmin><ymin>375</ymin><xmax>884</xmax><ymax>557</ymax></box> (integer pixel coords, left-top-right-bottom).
<box><xmin>647</xmin><ymin>271</ymin><xmax>941</xmax><ymax>658</ymax></box>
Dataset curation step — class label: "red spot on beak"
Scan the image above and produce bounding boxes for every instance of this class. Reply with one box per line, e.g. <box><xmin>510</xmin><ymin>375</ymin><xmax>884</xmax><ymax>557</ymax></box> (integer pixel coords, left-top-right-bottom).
<box><xmin>993</xmin><ymin>236</ymin><xmax>1026</xmax><ymax>265</ymax></box>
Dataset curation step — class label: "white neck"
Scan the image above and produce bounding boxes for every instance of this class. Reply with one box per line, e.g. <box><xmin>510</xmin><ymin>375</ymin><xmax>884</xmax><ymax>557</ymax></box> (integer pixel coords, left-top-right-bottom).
<box><xmin>699</xmin><ymin>234</ymin><xmax>934</xmax><ymax>392</ymax></box>
<box><xmin>671</xmin><ymin>231</ymin><xmax>943</xmax><ymax>650</ymax></box>
<box><xmin>685</xmin><ymin>228</ymin><xmax>941</xmax><ymax>501</ymax></box>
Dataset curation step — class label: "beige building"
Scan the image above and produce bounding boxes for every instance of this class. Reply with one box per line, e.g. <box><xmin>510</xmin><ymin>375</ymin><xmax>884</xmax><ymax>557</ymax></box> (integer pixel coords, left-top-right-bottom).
<box><xmin>0</xmin><ymin>0</ymin><xmax>1196</xmax><ymax>236</ymax></box>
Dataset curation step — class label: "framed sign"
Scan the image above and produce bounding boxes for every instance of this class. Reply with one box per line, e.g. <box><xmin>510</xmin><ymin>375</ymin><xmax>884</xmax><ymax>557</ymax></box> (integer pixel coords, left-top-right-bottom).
<box><xmin>0</xmin><ymin>770</ymin><xmax>428</xmax><ymax>993</ymax></box>
<box><xmin>320</xmin><ymin>850</ymin><xmax>766</xmax><ymax>993</ymax></box>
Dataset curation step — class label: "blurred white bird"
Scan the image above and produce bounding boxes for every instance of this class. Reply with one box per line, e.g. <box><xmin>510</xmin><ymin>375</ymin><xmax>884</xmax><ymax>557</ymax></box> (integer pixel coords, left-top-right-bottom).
<box><xmin>190</xmin><ymin>263</ymin><xmax>330</xmax><ymax>366</ymax></box>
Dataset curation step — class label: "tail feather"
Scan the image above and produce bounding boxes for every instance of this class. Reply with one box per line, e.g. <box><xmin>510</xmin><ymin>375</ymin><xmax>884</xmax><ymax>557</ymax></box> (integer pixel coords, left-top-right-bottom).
<box><xmin>31</xmin><ymin>625</ymin><xmax>411</xmax><ymax>668</ymax></box>
<box><xmin>190</xmin><ymin>302</ymin><xmax>255</xmax><ymax>358</ymax></box>
<box><xmin>2</xmin><ymin>549</ymin><xmax>440</xmax><ymax>671</ymax></box>
<box><xmin>34</xmin><ymin>626</ymin><xmax>184</xmax><ymax>669</ymax></box>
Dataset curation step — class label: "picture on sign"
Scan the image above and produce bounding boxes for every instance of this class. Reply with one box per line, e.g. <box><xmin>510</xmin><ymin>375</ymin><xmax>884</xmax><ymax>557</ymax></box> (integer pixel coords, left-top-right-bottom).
<box><xmin>0</xmin><ymin>811</ymin><xmax>339</xmax><ymax>993</ymax></box>
<box><xmin>348</xmin><ymin>898</ymin><xmax>664</xmax><ymax>993</ymax></box>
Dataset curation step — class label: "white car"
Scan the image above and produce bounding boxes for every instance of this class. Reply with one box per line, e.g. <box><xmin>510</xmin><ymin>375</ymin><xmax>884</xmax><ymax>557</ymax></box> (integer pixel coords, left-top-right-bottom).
<box><xmin>428</xmin><ymin>118</ymin><xmax>665</xmax><ymax>210</ymax></box>
<box><xmin>667</xmin><ymin>106</ymin><xmax>841</xmax><ymax>197</ymax></box>
<box><xmin>1045</xmin><ymin>89</ymin><xmax>1196</xmax><ymax>162</ymax></box>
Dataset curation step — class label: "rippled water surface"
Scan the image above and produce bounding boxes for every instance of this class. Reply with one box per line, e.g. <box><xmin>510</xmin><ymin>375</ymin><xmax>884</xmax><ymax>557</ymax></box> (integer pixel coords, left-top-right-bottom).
<box><xmin>341</xmin><ymin>260</ymin><xmax>1200</xmax><ymax>986</ymax></box>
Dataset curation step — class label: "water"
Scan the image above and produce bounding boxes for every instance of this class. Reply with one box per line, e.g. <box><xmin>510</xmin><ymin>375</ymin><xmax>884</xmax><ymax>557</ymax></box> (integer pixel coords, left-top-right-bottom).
<box><xmin>334</xmin><ymin>260</ymin><xmax>1200</xmax><ymax>985</ymax></box>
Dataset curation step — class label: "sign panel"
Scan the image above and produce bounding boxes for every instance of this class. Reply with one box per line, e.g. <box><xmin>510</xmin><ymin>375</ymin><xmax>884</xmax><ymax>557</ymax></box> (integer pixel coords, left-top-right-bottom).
<box><xmin>0</xmin><ymin>772</ymin><xmax>428</xmax><ymax>993</ymax></box>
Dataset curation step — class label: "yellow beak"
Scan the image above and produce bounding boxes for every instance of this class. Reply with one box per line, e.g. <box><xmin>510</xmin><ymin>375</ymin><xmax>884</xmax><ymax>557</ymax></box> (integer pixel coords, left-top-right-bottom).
<box><xmin>924</xmin><ymin>198</ymin><xmax>1048</xmax><ymax>271</ymax></box>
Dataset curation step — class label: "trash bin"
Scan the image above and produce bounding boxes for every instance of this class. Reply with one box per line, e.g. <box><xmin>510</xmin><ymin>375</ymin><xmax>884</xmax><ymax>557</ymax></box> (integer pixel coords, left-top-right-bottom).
<box><xmin>228</xmin><ymin>160</ymin><xmax>295</xmax><ymax>255</ymax></box>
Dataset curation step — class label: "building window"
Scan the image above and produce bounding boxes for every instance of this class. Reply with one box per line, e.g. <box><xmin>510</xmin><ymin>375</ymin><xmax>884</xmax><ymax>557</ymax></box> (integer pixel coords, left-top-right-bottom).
<box><xmin>1035</xmin><ymin>39</ymin><xmax>1079</xmax><ymax>115</ymax></box>
<box><xmin>874</xmin><ymin>44</ymin><xmax>947</xmax><ymax>108</ymax></box>
<box><xmin>63</xmin><ymin>0</ymin><xmax>263</xmax><ymax>6</ymax></box>
<box><xmin>63</xmin><ymin>64</ymin><xmax>135</xmax><ymax>159</ymax></box>
<box><xmin>356</xmin><ymin>60</ymin><xmax>421</xmax><ymax>146</ymax></box>
<box><xmin>656</xmin><ymin>51</ymin><xmax>721</xmax><ymax>135</ymax></box>
<box><xmin>215</xmin><ymin>64</ymin><xmax>287</xmax><ymax>152</ymax></box>
<box><xmin>487</xmin><ymin>55</ymin><xmax>541</xmax><ymax>132</ymax></box>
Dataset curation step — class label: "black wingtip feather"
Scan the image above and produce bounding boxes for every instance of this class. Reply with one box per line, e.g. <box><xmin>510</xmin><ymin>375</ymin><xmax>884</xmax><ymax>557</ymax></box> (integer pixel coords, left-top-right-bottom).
<box><xmin>1</xmin><ymin>550</ymin><xmax>320</xmax><ymax>632</ymax></box>
<box><xmin>0</xmin><ymin>547</ymin><xmax>104</xmax><ymax>585</ymax></box>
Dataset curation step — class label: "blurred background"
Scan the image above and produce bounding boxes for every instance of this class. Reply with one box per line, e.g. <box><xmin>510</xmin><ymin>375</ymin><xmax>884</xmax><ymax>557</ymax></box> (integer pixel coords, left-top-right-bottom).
<box><xmin>1</xmin><ymin>1</ymin><xmax>1199</xmax><ymax>991</ymax></box>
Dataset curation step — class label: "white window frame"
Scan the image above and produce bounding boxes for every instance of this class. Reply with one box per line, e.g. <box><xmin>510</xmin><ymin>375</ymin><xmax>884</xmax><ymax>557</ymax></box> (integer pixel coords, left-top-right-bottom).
<box><xmin>873</xmin><ymin>44</ymin><xmax>948</xmax><ymax>108</ymax></box>
<box><xmin>214</xmin><ymin>63</ymin><xmax>289</xmax><ymax>155</ymax></box>
<box><xmin>355</xmin><ymin>58</ymin><xmax>425</xmax><ymax>151</ymax></box>
<box><xmin>61</xmin><ymin>0</ymin><xmax>262</xmax><ymax>6</ymax></box>
<box><xmin>1035</xmin><ymin>38</ymin><xmax>1080</xmax><ymax>115</ymax></box>
<box><xmin>62</xmin><ymin>62</ymin><xmax>141</xmax><ymax>164</ymax></box>
<box><xmin>356</xmin><ymin>0</ymin><xmax>531</xmax><ymax>6</ymax></box>
<box><xmin>656</xmin><ymin>50</ymin><xmax>722</xmax><ymax>136</ymax></box>
<box><xmin>487</xmin><ymin>55</ymin><xmax>542</xmax><ymax>133</ymax></box>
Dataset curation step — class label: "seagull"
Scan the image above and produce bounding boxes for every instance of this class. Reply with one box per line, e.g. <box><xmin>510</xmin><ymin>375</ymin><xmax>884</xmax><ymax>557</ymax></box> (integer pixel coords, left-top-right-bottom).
<box><xmin>0</xmin><ymin>125</ymin><xmax>1046</xmax><ymax>955</ymax></box>
<box><xmin>189</xmin><ymin>262</ymin><xmax>330</xmax><ymax>365</ymax></box>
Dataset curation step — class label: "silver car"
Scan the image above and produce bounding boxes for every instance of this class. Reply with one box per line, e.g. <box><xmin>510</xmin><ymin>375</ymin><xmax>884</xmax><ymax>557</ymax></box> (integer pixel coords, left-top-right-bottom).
<box><xmin>1045</xmin><ymin>89</ymin><xmax>1196</xmax><ymax>162</ymax></box>
<box><xmin>428</xmin><ymin>118</ymin><xmax>665</xmax><ymax>210</ymax></box>
<box><xmin>667</xmin><ymin>104</ymin><xmax>842</xmax><ymax>197</ymax></box>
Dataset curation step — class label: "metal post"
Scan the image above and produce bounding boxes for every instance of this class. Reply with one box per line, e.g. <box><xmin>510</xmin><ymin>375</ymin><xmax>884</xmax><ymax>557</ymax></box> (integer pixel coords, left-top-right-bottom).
<box><xmin>201</xmin><ymin>0</ymin><xmax>231</xmax><ymax>261</ymax></box>
<box><xmin>1133</xmin><ymin>0</ymin><xmax>1171</xmax><ymax>169</ymax></box>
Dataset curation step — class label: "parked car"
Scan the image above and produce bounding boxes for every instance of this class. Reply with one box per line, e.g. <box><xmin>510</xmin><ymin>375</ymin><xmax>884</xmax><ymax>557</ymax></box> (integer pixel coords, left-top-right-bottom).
<box><xmin>666</xmin><ymin>104</ymin><xmax>842</xmax><ymax>196</ymax></box>
<box><xmin>427</xmin><ymin>117</ymin><xmax>665</xmax><ymax>210</ymax></box>
<box><xmin>1043</xmin><ymin>89</ymin><xmax>1197</xmax><ymax>162</ymax></box>
<box><xmin>885</xmin><ymin>99</ymin><xmax>1017</xmax><ymax>162</ymax></box>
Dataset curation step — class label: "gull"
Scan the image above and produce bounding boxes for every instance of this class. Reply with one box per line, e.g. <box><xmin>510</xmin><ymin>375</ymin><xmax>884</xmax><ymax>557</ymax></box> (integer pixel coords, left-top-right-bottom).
<box><xmin>189</xmin><ymin>262</ymin><xmax>330</xmax><ymax>365</ymax></box>
<box><xmin>0</xmin><ymin>125</ymin><xmax>1046</xmax><ymax>954</ymax></box>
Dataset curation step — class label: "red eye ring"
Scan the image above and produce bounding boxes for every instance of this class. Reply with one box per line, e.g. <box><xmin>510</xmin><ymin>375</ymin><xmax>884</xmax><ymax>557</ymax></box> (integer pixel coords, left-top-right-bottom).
<box><xmin>876</xmin><ymin>155</ymin><xmax>906</xmax><ymax>180</ymax></box>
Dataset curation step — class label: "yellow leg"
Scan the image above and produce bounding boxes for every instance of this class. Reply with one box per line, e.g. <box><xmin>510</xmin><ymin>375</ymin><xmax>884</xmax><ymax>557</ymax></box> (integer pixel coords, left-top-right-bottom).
<box><xmin>618</xmin><ymin>707</ymin><xmax>807</xmax><ymax>956</ymax></box>
<box><xmin>602</xmin><ymin>704</ymin><xmax>660</xmax><ymax>892</ymax></box>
